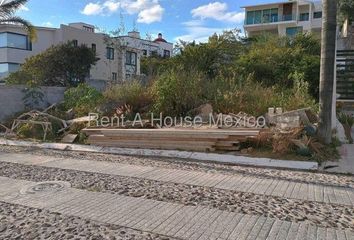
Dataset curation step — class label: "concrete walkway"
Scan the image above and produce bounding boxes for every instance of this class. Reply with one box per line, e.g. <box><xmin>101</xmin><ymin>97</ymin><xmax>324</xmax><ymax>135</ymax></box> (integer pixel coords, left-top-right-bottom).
<box><xmin>0</xmin><ymin>176</ymin><xmax>352</xmax><ymax>240</ymax></box>
<box><xmin>0</xmin><ymin>152</ymin><xmax>353</xmax><ymax>207</ymax></box>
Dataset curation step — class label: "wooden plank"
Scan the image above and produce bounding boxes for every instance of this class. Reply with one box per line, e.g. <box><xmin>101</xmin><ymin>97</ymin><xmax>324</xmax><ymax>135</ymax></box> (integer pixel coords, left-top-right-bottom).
<box><xmin>82</xmin><ymin>128</ymin><xmax>261</xmax><ymax>136</ymax></box>
<box><xmin>87</xmin><ymin>136</ymin><xmax>216</xmax><ymax>145</ymax></box>
<box><xmin>87</xmin><ymin>140</ymin><xmax>215</xmax><ymax>152</ymax></box>
<box><xmin>89</xmin><ymin>135</ymin><xmax>220</xmax><ymax>142</ymax></box>
<box><xmin>87</xmin><ymin>138</ymin><xmax>217</xmax><ymax>147</ymax></box>
<box><xmin>61</xmin><ymin>134</ymin><xmax>78</xmax><ymax>143</ymax></box>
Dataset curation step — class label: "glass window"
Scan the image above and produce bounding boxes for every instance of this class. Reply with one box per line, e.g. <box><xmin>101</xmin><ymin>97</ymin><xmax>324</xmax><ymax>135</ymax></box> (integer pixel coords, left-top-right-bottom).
<box><xmin>286</xmin><ymin>27</ymin><xmax>303</xmax><ymax>37</ymax></box>
<box><xmin>271</xmin><ymin>8</ymin><xmax>278</xmax><ymax>22</ymax></box>
<box><xmin>112</xmin><ymin>72</ymin><xmax>117</xmax><ymax>81</ymax></box>
<box><xmin>0</xmin><ymin>63</ymin><xmax>20</xmax><ymax>78</ymax></box>
<box><xmin>164</xmin><ymin>50</ymin><xmax>170</xmax><ymax>58</ymax></box>
<box><xmin>0</xmin><ymin>33</ymin><xmax>6</xmax><ymax>47</ymax></box>
<box><xmin>254</xmin><ymin>10</ymin><xmax>262</xmax><ymax>24</ymax></box>
<box><xmin>262</xmin><ymin>9</ymin><xmax>271</xmax><ymax>23</ymax></box>
<box><xmin>246</xmin><ymin>11</ymin><xmax>255</xmax><ymax>25</ymax></box>
<box><xmin>300</xmin><ymin>13</ymin><xmax>309</xmax><ymax>21</ymax></box>
<box><xmin>106</xmin><ymin>47</ymin><xmax>114</xmax><ymax>60</ymax></box>
<box><xmin>314</xmin><ymin>11</ymin><xmax>322</xmax><ymax>19</ymax></box>
<box><xmin>7</xmin><ymin>33</ymin><xmax>27</xmax><ymax>49</ymax></box>
<box><xmin>126</xmin><ymin>51</ymin><xmax>137</xmax><ymax>66</ymax></box>
<box><xmin>0</xmin><ymin>32</ymin><xmax>31</xmax><ymax>50</ymax></box>
<box><xmin>142</xmin><ymin>49</ymin><xmax>147</xmax><ymax>56</ymax></box>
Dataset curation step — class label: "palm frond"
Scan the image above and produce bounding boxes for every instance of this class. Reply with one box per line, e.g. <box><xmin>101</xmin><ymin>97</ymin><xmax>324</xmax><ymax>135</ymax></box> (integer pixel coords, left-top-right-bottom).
<box><xmin>0</xmin><ymin>0</ymin><xmax>28</xmax><ymax>18</ymax></box>
<box><xmin>0</xmin><ymin>16</ymin><xmax>37</xmax><ymax>41</ymax></box>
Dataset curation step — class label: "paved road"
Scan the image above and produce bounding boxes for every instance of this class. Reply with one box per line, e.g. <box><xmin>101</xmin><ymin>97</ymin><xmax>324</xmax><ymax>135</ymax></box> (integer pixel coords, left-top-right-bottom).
<box><xmin>0</xmin><ymin>151</ymin><xmax>353</xmax><ymax>239</ymax></box>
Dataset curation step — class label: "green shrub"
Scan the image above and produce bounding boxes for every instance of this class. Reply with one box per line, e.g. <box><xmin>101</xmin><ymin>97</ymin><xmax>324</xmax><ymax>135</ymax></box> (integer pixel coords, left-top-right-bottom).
<box><xmin>102</xmin><ymin>81</ymin><xmax>153</xmax><ymax>117</ymax></box>
<box><xmin>283</xmin><ymin>72</ymin><xmax>318</xmax><ymax>112</ymax></box>
<box><xmin>152</xmin><ymin>68</ymin><xmax>204</xmax><ymax>116</ymax></box>
<box><xmin>207</xmin><ymin>78</ymin><xmax>283</xmax><ymax>116</ymax></box>
<box><xmin>64</xmin><ymin>84</ymin><xmax>103</xmax><ymax>117</ymax></box>
<box><xmin>237</xmin><ymin>33</ymin><xmax>320</xmax><ymax>98</ymax></box>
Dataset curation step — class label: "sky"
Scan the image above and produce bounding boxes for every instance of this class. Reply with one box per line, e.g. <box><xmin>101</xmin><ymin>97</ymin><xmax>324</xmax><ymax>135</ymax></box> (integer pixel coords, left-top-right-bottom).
<box><xmin>16</xmin><ymin>0</ymin><xmax>278</xmax><ymax>43</ymax></box>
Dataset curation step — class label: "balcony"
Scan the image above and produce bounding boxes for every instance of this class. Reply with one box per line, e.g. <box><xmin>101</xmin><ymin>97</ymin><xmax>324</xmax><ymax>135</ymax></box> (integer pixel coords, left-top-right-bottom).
<box><xmin>245</xmin><ymin>14</ymin><xmax>296</xmax><ymax>26</ymax></box>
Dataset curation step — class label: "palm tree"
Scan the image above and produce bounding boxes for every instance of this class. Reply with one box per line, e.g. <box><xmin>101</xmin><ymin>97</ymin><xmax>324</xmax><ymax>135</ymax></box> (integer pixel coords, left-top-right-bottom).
<box><xmin>0</xmin><ymin>0</ymin><xmax>36</xmax><ymax>40</ymax></box>
<box><xmin>317</xmin><ymin>0</ymin><xmax>337</xmax><ymax>144</ymax></box>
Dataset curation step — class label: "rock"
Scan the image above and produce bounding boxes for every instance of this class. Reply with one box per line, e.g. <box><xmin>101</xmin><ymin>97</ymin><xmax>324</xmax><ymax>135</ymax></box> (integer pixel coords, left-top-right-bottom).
<box><xmin>240</xmin><ymin>149</ymin><xmax>248</xmax><ymax>154</ymax></box>
<box><xmin>191</xmin><ymin>103</ymin><xmax>213</xmax><ymax>122</ymax></box>
<box><xmin>266</xmin><ymin>108</ymin><xmax>315</xmax><ymax>128</ymax></box>
<box><xmin>0</xmin><ymin>224</ymin><xmax>6</xmax><ymax>232</ymax></box>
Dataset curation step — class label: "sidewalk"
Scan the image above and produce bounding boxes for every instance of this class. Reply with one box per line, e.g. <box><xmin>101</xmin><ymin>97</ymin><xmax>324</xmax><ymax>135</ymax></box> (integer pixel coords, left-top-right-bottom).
<box><xmin>0</xmin><ymin>176</ymin><xmax>352</xmax><ymax>240</ymax></box>
<box><xmin>0</xmin><ymin>152</ymin><xmax>353</xmax><ymax>207</ymax></box>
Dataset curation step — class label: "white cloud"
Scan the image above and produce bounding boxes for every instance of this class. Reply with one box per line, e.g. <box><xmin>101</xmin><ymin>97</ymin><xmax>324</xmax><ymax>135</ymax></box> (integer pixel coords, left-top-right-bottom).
<box><xmin>175</xmin><ymin>26</ymin><xmax>229</xmax><ymax>43</ymax></box>
<box><xmin>81</xmin><ymin>2</ymin><xmax>103</xmax><ymax>15</ymax></box>
<box><xmin>103</xmin><ymin>0</ymin><xmax>120</xmax><ymax>12</ymax></box>
<box><xmin>191</xmin><ymin>2</ymin><xmax>245</xmax><ymax>23</ymax></box>
<box><xmin>42</xmin><ymin>21</ymin><xmax>53</xmax><ymax>27</ymax></box>
<box><xmin>80</xmin><ymin>0</ymin><xmax>164</xmax><ymax>23</ymax></box>
<box><xmin>182</xmin><ymin>20</ymin><xmax>204</xmax><ymax>27</ymax></box>
<box><xmin>137</xmin><ymin>4</ymin><xmax>164</xmax><ymax>24</ymax></box>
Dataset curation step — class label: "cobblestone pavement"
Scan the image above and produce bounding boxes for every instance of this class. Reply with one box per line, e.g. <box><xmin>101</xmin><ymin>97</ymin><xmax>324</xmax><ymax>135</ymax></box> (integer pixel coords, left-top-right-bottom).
<box><xmin>0</xmin><ymin>148</ymin><xmax>354</xmax><ymax>239</ymax></box>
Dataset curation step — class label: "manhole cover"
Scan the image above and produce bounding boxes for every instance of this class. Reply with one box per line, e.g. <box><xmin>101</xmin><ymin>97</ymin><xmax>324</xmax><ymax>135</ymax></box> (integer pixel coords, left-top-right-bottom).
<box><xmin>20</xmin><ymin>181</ymin><xmax>71</xmax><ymax>195</ymax></box>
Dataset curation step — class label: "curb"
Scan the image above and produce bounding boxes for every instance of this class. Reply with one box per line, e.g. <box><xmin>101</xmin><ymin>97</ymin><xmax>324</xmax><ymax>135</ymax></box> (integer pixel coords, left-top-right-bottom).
<box><xmin>0</xmin><ymin>138</ymin><xmax>318</xmax><ymax>170</ymax></box>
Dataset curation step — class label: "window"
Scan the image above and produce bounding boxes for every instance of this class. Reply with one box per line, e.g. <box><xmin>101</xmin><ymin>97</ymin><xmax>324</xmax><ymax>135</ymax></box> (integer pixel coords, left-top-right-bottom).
<box><xmin>254</xmin><ymin>10</ymin><xmax>262</xmax><ymax>24</ymax></box>
<box><xmin>314</xmin><ymin>11</ymin><xmax>322</xmax><ymax>19</ymax></box>
<box><xmin>91</xmin><ymin>44</ymin><xmax>96</xmax><ymax>53</ymax></box>
<box><xmin>246</xmin><ymin>11</ymin><xmax>255</xmax><ymax>25</ymax></box>
<box><xmin>106</xmin><ymin>47</ymin><xmax>114</xmax><ymax>60</ymax></box>
<box><xmin>72</xmin><ymin>39</ymin><xmax>78</xmax><ymax>47</ymax></box>
<box><xmin>83</xmin><ymin>26</ymin><xmax>94</xmax><ymax>32</ymax></box>
<box><xmin>286</xmin><ymin>27</ymin><xmax>303</xmax><ymax>37</ymax></box>
<box><xmin>270</xmin><ymin>8</ymin><xmax>278</xmax><ymax>22</ymax></box>
<box><xmin>246</xmin><ymin>8</ymin><xmax>278</xmax><ymax>25</ymax></box>
<box><xmin>142</xmin><ymin>49</ymin><xmax>147</xmax><ymax>56</ymax></box>
<box><xmin>126</xmin><ymin>51</ymin><xmax>137</xmax><ymax>75</ymax></box>
<box><xmin>262</xmin><ymin>9</ymin><xmax>271</xmax><ymax>23</ymax></box>
<box><xmin>112</xmin><ymin>72</ymin><xmax>117</xmax><ymax>81</ymax></box>
<box><xmin>0</xmin><ymin>63</ymin><xmax>20</xmax><ymax>78</ymax></box>
<box><xmin>0</xmin><ymin>32</ymin><xmax>31</xmax><ymax>50</ymax></box>
<box><xmin>126</xmin><ymin>51</ymin><xmax>137</xmax><ymax>66</ymax></box>
<box><xmin>299</xmin><ymin>13</ymin><xmax>309</xmax><ymax>21</ymax></box>
<box><xmin>150</xmin><ymin>50</ymin><xmax>158</xmax><ymax>56</ymax></box>
<box><xmin>163</xmin><ymin>50</ymin><xmax>170</xmax><ymax>58</ymax></box>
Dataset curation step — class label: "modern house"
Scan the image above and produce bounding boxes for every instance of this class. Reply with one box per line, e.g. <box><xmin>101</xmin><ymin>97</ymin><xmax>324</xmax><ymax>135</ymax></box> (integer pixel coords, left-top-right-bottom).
<box><xmin>0</xmin><ymin>22</ymin><xmax>173</xmax><ymax>86</ymax></box>
<box><xmin>242</xmin><ymin>0</ymin><xmax>323</xmax><ymax>37</ymax></box>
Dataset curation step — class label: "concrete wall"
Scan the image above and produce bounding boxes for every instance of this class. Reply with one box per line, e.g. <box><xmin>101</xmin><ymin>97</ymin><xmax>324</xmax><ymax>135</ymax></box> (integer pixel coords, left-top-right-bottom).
<box><xmin>0</xmin><ymin>85</ymin><xmax>66</xmax><ymax>122</ymax></box>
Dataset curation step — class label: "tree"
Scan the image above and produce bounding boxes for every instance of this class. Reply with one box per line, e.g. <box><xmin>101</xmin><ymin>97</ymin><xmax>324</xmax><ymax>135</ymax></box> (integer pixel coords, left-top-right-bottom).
<box><xmin>237</xmin><ymin>33</ymin><xmax>321</xmax><ymax>98</ymax></box>
<box><xmin>338</xmin><ymin>0</ymin><xmax>354</xmax><ymax>24</ymax></box>
<box><xmin>0</xmin><ymin>0</ymin><xmax>36</xmax><ymax>40</ymax></box>
<box><xmin>5</xmin><ymin>41</ymin><xmax>98</xmax><ymax>87</ymax></box>
<box><xmin>318</xmin><ymin>0</ymin><xmax>338</xmax><ymax>144</ymax></box>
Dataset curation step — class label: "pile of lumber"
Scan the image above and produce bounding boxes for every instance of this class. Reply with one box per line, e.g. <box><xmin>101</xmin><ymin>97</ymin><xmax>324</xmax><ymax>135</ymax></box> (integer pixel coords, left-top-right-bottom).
<box><xmin>82</xmin><ymin>128</ymin><xmax>262</xmax><ymax>152</ymax></box>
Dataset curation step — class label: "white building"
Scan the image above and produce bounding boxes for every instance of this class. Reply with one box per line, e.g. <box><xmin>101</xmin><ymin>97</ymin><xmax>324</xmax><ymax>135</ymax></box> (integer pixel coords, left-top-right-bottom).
<box><xmin>118</xmin><ymin>31</ymin><xmax>173</xmax><ymax>58</ymax></box>
<box><xmin>0</xmin><ymin>22</ymin><xmax>173</xmax><ymax>85</ymax></box>
<box><xmin>242</xmin><ymin>0</ymin><xmax>323</xmax><ymax>37</ymax></box>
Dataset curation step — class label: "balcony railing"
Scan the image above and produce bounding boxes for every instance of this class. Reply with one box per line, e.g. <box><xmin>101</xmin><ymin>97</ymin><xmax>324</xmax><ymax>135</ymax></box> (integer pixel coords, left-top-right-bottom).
<box><xmin>245</xmin><ymin>14</ymin><xmax>296</xmax><ymax>26</ymax></box>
